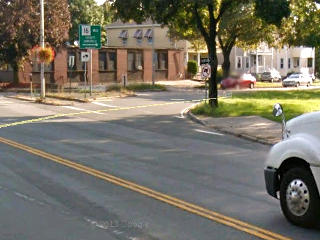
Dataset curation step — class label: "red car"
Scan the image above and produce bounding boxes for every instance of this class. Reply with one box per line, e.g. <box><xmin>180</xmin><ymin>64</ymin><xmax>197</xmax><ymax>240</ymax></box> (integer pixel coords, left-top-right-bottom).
<box><xmin>221</xmin><ymin>73</ymin><xmax>256</xmax><ymax>89</ymax></box>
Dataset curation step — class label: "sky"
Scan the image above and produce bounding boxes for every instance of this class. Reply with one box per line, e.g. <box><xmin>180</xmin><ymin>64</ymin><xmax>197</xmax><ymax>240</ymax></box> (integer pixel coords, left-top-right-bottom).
<box><xmin>94</xmin><ymin>0</ymin><xmax>105</xmax><ymax>5</ymax></box>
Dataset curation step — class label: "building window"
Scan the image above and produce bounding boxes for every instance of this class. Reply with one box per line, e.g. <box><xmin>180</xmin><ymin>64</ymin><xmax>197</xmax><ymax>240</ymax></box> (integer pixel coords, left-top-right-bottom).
<box><xmin>236</xmin><ymin>56</ymin><xmax>242</xmax><ymax>69</ymax></box>
<box><xmin>155</xmin><ymin>51</ymin><xmax>168</xmax><ymax>70</ymax></box>
<box><xmin>119</xmin><ymin>30</ymin><xmax>128</xmax><ymax>45</ymax></box>
<box><xmin>99</xmin><ymin>50</ymin><xmax>116</xmax><ymax>71</ymax></box>
<box><xmin>144</xmin><ymin>28</ymin><xmax>153</xmax><ymax>44</ymax></box>
<box><xmin>78</xmin><ymin>51</ymin><xmax>86</xmax><ymax>70</ymax></box>
<box><xmin>288</xmin><ymin>58</ymin><xmax>291</xmax><ymax>69</ymax></box>
<box><xmin>134</xmin><ymin>29</ymin><xmax>143</xmax><ymax>44</ymax></box>
<box><xmin>293</xmin><ymin>58</ymin><xmax>300</xmax><ymax>68</ymax></box>
<box><xmin>128</xmin><ymin>51</ymin><xmax>143</xmax><ymax>71</ymax></box>
<box><xmin>280</xmin><ymin>58</ymin><xmax>284</xmax><ymax>69</ymax></box>
<box><xmin>258</xmin><ymin>55</ymin><xmax>263</xmax><ymax>66</ymax></box>
<box><xmin>244</xmin><ymin>57</ymin><xmax>249</xmax><ymax>69</ymax></box>
<box><xmin>307</xmin><ymin>58</ymin><xmax>313</xmax><ymax>68</ymax></box>
<box><xmin>67</xmin><ymin>52</ymin><xmax>76</xmax><ymax>70</ymax></box>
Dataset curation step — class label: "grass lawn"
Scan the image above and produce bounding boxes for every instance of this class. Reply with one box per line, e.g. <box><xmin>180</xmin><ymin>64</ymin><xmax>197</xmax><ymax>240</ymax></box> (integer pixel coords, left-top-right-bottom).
<box><xmin>192</xmin><ymin>89</ymin><xmax>320</xmax><ymax>122</ymax></box>
<box><xmin>255</xmin><ymin>81</ymin><xmax>282</xmax><ymax>88</ymax></box>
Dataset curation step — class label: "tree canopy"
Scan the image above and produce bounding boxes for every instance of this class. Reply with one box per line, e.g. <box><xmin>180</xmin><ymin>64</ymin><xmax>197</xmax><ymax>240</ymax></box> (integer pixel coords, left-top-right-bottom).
<box><xmin>112</xmin><ymin>0</ymin><xmax>254</xmax><ymax>107</ymax></box>
<box><xmin>280</xmin><ymin>0</ymin><xmax>320</xmax><ymax>47</ymax></box>
<box><xmin>0</xmin><ymin>0</ymin><xmax>70</xmax><ymax>82</ymax></box>
<box><xmin>255</xmin><ymin>0</ymin><xmax>320</xmax><ymax>47</ymax></box>
<box><xmin>112</xmin><ymin>0</ymin><xmax>281</xmax><ymax>106</ymax></box>
<box><xmin>68</xmin><ymin>0</ymin><xmax>114</xmax><ymax>44</ymax></box>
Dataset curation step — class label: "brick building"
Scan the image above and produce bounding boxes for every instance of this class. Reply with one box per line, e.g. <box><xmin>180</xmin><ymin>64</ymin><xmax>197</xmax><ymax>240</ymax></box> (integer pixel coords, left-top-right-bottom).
<box><xmin>2</xmin><ymin>21</ymin><xmax>186</xmax><ymax>86</ymax></box>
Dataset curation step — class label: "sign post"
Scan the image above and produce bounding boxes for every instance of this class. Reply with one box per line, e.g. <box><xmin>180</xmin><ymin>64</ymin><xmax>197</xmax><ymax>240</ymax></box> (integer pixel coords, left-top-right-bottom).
<box><xmin>79</xmin><ymin>25</ymin><xmax>101</xmax><ymax>97</ymax></box>
<box><xmin>81</xmin><ymin>51</ymin><xmax>90</xmax><ymax>98</ymax></box>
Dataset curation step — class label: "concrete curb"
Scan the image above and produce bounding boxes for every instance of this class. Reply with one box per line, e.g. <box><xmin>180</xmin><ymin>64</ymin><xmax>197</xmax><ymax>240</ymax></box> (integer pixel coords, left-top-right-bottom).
<box><xmin>8</xmin><ymin>96</ymin><xmax>72</xmax><ymax>106</ymax></box>
<box><xmin>45</xmin><ymin>95</ymin><xmax>91</xmax><ymax>103</ymax></box>
<box><xmin>186</xmin><ymin>109</ymin><xmax>273</xmax><ymax>146</ymax></box>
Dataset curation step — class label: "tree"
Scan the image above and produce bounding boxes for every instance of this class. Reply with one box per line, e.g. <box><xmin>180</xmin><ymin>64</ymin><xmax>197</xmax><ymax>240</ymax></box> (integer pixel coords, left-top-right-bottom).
<box><xmin>68</xmin><ymin>0</ymin><xmax>114</xmax><ymax>44</ymax></box>
<box><xmin>254</xmin><ymin>0</ymin><xmax>291</xmax><ymax>27</ymax></box>
<box><xmin>217</xmin><ymin>2</ymin><xmax>276</xmax><ymax>77</ymax></box>
<box><xmin>280</xmin><ymin>0</ymin><xmax>320</xmax><ymax>47</ymax></box>
<box><xmin>255</xmin><ymin>0</ymin><xmax>320</xmax><ymax>47</ymax></box>
<box><xmin>112</xmin><ymin>0</ymin><xmax>251</xmax><ymax>107</ymax></box>
<box><xmin>0</xmin><ymin>0</ymin><xmax>70</xmax><ymax>83</ymax></box>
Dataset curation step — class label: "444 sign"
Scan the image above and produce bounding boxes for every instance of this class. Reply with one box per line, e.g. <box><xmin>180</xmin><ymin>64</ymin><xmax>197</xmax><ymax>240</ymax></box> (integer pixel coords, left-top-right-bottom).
<box><xmin>79</xmin><ymin>25</ymin><xmax>101</xmax><ymax>49</ymax></box>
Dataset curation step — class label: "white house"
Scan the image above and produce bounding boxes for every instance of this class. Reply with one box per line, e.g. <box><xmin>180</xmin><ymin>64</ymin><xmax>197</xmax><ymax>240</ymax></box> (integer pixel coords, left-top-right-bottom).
<box><xmin>230</xmin><ymin>44</ymin><xmax>315</xmax><ymax>77</ymax></box>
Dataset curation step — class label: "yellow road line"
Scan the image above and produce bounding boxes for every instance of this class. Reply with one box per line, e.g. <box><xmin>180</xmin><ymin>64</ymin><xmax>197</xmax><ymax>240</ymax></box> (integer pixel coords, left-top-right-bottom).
<box><xmin>0</xmin><ymin>136</ymin><xmax>291</xmax><ymax>240</ymax></box>
<box><xmin>0</xmin><ymin>97</ymin><xmax>220</xmax><ymax>130</ymax></box>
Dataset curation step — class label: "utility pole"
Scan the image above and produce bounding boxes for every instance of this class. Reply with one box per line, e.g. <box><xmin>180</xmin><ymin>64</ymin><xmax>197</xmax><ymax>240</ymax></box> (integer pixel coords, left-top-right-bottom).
<box><xmin>151</xmin><ymin>24</ymin><xmax>155</xmax><ymax>85</ymax></box>
<box><xmin>40</xmin><ymin>0</ymin><xmax>45</xmax><ymax>99</ymax></box>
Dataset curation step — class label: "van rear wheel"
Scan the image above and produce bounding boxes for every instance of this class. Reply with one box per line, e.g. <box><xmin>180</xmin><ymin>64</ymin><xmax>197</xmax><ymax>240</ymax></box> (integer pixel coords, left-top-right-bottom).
<box><xmin>280</xmin><ymin>168</ymin><xmax>320</xmax><ymax>227</ymax></box>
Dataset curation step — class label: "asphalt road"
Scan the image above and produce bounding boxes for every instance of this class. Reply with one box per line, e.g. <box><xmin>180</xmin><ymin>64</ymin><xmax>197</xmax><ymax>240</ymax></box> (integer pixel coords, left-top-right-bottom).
<box><xmin>0</xmin><ymin>90</ymin><xmax>319</xmax><ymax>240</ymax></box>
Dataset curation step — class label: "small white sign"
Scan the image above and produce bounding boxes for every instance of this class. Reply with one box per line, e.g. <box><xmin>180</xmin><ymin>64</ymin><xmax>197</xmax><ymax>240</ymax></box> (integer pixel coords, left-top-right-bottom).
<box><xmin>81</xmin><ymin>25</ymin><xmax>91</xmax><ymax>36</ymax></box>
<box><xmin>81</xmin><ymin>52</ymin><xmax>90</xmax><ymax>62</ymax></box>
<box><xmin>68</xmin><ymin>56</ymin><xmax>75</xmax><ymax>68</ymax></box>
<box><xmin>201</xmin><ymin>64</ymin><xmax>211</xmax><ymax>79</ymax></box>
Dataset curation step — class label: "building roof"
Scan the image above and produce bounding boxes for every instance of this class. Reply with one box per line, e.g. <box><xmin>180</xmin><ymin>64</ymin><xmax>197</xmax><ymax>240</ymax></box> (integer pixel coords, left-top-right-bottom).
<box><xmin>106</xmin><ymin>20</ymin><xmax>161</xmax><ymax>29</ymax></box>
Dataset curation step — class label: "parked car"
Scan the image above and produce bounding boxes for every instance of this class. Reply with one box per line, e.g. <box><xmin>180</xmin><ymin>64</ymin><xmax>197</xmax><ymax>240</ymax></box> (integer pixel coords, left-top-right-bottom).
<box><xmin>282</xmin><ymin>73</ymin><xmax>312</xmax><ymax>87</ymax></box>
<box><xmin>261</xmin><ymin>71</ymin><xmax>282</xmax><ymax>82</ymax></box>
<box><xmin>221</xmin><ymin>73</ymin><xmax>256</xmax><ymax>89</ymax></box>
<box><xmin>265</xmin><ymin>104</ymin><xmax>320</xmax><ymax>227</ymax></box>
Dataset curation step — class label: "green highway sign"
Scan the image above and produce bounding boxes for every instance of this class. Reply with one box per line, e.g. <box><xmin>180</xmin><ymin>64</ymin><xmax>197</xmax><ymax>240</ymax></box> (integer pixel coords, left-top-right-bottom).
<box><xmin>79</xmin><ymin>25</ymin><xmax>101</xmax><ymax>49</ymax></box>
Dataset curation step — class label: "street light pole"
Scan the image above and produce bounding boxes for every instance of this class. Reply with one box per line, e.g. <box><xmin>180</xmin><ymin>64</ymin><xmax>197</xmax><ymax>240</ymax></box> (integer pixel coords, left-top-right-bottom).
<box><xmin>40</xmin><ymin>0</ymin><xmax>45</xmax><ymax>99</ymax></box>
<box><xmin>151</xmin><ymin>24</ymin><xmax>155</xmax><ymax>86</ymax></box>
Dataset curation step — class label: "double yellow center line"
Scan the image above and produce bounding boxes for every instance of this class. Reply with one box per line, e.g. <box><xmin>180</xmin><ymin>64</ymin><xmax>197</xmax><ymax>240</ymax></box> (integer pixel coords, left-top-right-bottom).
<box><xmin>0</xmin><ymin>136</ymin><xmax>291</xmax><ymax>240</ymax></box>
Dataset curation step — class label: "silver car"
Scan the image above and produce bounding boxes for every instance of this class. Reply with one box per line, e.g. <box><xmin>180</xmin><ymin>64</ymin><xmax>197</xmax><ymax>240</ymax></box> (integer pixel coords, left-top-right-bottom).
<box><xmin>282</xmin><ymin>73</ymin><xmax>312</xmax><ymax>87</ymax></box>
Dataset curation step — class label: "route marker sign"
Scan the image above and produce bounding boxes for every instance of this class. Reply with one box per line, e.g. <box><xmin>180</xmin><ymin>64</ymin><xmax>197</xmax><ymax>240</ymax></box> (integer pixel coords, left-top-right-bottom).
<box><xmin>79</xmin><ymin>25</ymin><xmax>101</xmax><ymax>49</ymax></box>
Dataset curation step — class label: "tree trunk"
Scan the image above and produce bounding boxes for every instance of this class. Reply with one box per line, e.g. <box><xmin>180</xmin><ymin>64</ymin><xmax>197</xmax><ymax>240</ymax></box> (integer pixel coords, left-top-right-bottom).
<box><xmin>222</xmin><ymin>50</ymin><xmax>232</xmax><ymax>78</ymax></box>
<box><xmin>11</xmin><ymin>61</ymin><xmax>19</xmax><ymax>84</ymax></box>
<box><xmin>208</xmin><ymin>44</ymin><xmax>218</xmax><ymax>107</ymax></box>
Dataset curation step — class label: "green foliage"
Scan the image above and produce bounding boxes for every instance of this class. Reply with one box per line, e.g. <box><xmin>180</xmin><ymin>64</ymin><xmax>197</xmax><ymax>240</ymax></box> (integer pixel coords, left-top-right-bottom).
<box><xmin>125</xmin><ymin>83</ymin><xmax>167</xmax><ymax>91</ymax></box>
<box><xmin>279</xmin><ymin>0</ymin><xmax>320</xmax><ymax>47</ymax></box>
<box><xmin>68</xmin><ymin>0</ymin><xmax>114</xmax><ymax>44</ymax></box>
<box><xmin>187</xmin><ymin>61</ymin><xmax>198</xmax><ymax>75</ymax></box>
<box><xmin>218</xmin><ymin>1</ymin><xmax>276</xmax><ymax>77</ymax></box>
<box><xmin>192</xmin><ymin>89</ymin><xmax>320</xmax><ymax>122</ymax></box>
<box><xmin>111</xmin><ymin>0</ymin><xmax>281</xmax><ymax>107</ymax></box>
<box><xmin>254</xmin><ymin>0</ymin><xmax>290</xmax><ymax>27</ymax></box>
<box><xmin>0</xmin><ymin>0</ymin><xmax>70</xmax><ymax>82</ymax></box>
<box><xmin>316</xmin><ymin>48</ymin><xmax>320</xmax><ymax>78</ymax></box>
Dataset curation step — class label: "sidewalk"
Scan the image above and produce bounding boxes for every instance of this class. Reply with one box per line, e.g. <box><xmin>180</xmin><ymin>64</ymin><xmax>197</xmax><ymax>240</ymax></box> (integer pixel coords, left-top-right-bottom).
<box><xmin>156</xmin><ymin>80</ymin><xmax>203</xmax><ymax>89</ymax></box>
<box><xmin>187</xmin><ymin>111</ymin><xmax>282</xmax><ymax>145</ymax></box>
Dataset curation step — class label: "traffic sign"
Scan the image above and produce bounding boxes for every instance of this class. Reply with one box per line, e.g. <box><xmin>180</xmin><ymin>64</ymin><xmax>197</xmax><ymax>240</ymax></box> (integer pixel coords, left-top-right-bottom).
<box><xmin>79</xmin><ymin>25</ymin><xmax>101</xmax><ymax>49</ymax></box>
<box><xmin>201</xmin><ymin>64</ymin><xmax>211</xmax><ymax>79</ymax></box>
<box><xmin>81</xmin><ymin>52</ymin><xmax>90</xmax><ymax>62</ymax></box>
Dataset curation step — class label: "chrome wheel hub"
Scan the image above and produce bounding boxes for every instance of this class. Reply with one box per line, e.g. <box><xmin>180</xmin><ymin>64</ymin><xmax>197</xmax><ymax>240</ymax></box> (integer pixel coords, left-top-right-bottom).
<box><xmin>286</xmin><ymin>179</ymin><xmax>310</xmax><ymax>216</ymax></box>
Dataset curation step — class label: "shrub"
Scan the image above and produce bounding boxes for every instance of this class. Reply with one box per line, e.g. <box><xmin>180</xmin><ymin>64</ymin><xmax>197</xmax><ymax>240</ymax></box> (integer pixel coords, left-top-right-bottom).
<box><xmin>187</xmin><ymin>61</ymin><xmax>198</xmax><ymax>75</ymax></box>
